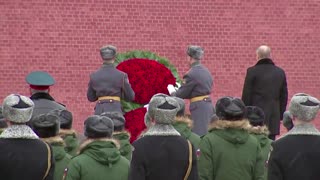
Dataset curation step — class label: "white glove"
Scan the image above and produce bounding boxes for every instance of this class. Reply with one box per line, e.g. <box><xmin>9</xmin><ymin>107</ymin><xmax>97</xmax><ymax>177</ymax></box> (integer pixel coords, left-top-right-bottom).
<box><xmin>175</xmin><ymin>82</ymin><xmax>181</xmax><ymax>88</ymax></box>
<box><xmin>167</xmin><ymin>84</ymin><xmax>176</xmax><ymax>95</ymax></box>
<box><xmin>144</xmin><ymin>104</ymin><xmax>149</xmax><ymax>111</ymax></box>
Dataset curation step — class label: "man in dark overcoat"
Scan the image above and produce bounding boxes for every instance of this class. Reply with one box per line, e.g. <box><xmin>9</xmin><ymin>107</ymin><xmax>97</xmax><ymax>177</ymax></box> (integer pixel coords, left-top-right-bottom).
<box><xmin>268</xmin><ymin>93</ymin><xmax>320</xmax><ymax>180</ymax></box>
<box><xmin>242</xmin><ymin>45</ymin><xmax>288</xmax><ymax>140</ymax></box>
<box><xmin>129</xmin><ymin>94</ymin><xmax>198</xmax><ymax>180</ymax></box>
<box><xmin>26</xmin><ymin>71</ymin><xmax>66</xmax><ymax>122</ymax></box>
<box><xmin>0</xmin><ymin>94</ymin><xmax>54</xmax><ymax>180</ymax></box>
<box><xmin>87</xmin><ymin>45</ymin><xmax>135</xmax><ymax>115</ymax></box>
<box><xmin>168</xmin><ymin>45</ymin><xmax>214</xmax><ymax>136</ymax></box>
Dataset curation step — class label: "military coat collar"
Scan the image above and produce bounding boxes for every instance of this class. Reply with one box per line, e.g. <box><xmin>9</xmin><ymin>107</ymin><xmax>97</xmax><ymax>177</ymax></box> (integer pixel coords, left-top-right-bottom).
<box><xmin>255</xmin><ymin>58</ymin><xmax>275</xmax><ymax>66</ymax></box>
<box><xmin>30</xmin><ymin>92</ymin><xmax>55</xmax><ymax>101</ymax></box>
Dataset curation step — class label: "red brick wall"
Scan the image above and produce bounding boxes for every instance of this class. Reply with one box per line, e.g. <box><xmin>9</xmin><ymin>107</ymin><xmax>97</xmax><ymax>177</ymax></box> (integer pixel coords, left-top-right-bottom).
<box><xmin>1</xmin><ymin>0</ymin><xmax>319</xmax><ymax>133</ymax></box>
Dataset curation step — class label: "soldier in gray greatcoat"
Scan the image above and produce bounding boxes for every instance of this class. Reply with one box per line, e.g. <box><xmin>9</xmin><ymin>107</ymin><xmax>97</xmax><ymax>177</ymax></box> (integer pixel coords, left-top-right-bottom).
<box><xmin>168</xmin><ymin>45</ymin><xmax>214</xmax><ymax>136</ymax></box>
<box><xmin>26</xmin><ymin>71</ymin><xmax>66</xmax><ymax>124</ymax></box>
<box><xmin>87</xmin><ymin>45</ymin><xmax>135</xmax><ymax>115</ymax></box>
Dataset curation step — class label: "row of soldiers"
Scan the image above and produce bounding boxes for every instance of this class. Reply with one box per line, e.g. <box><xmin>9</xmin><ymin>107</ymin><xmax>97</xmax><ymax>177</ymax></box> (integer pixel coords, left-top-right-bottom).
<box><xmin>0</xmin><ymin>93</ymin><xmax>257</xmax><ymax>179</ymax></box>
<box><xmin>1</xmin><ymin>88</ymin><xmax>320</xmax><ymax>180</ymax></box>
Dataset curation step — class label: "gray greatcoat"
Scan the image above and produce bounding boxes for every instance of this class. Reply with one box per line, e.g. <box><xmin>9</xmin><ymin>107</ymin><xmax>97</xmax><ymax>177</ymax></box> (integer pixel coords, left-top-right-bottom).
<box><xmin>242</xmin><ymin>58</ymin><xmax>288</xmax><ymax>135</ymax></box>
<box><xmin>87</xmin><ymin>63</ymin><xmax>135</xmax><ymax>115</ymax></box>
<box><xmin>30</xmin><ymin>92</ymin><xmax>66</xmax><ymax>119</ymax></box>
<box><xmin>174</xmin><ymin>61</ymin><xmax>214</xmax><ymax>136</ymax></box>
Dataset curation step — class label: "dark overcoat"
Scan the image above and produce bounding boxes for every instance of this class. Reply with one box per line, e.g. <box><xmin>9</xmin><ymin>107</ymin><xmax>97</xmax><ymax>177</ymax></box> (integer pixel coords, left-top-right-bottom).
<box><xmin>242</xmin><ymin>58</ymin><xmax>288</xmax><ymax>135</ymax></box>
<box><xmin>175</xmin><ymin>61</ymin><xmax>214</xmax><ymax>136</ymax></box>
<box><xmin>129</xmin><ymin>136</ymin><xmax>198</xmax><ymax>180</ymax></box>
<box><xmin>268</xmin><ymin>129</ymin><xmax>320</xmax><ymax>180</ymax></box>
<box><xmin>0</xmin><ymin>138</ymin><xmax>54</xmax><ymax>180</ymax></box>
<box><xmin>87</xmin><ymin>63</ymin><xmax>135</xmax><ymax>115</ymax></box>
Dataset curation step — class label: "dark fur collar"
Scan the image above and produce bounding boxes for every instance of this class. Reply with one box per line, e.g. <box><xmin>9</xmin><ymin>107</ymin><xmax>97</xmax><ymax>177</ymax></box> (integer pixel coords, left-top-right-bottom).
<box><xmin>255</xmin><ymin>58</ymin><xmax>275</xmax><ymax>66</ymax></box>
<box><xmin>30</xmin><ymin>93</ymin><xmax>55</xmax><ymax>101</ymax></box>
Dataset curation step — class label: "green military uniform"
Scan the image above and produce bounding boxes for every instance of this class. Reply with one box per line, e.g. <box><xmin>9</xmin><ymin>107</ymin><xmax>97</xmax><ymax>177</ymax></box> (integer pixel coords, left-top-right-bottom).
<box><xmin>65</xmin><ymin>139</ymin><xmax>129</xmax><ymax>180</ymax></box>
<box><xmin>113</xmin><ymin>131</ymin><xmax>132</xmax><ymax>160</ymax></box>
<box><xmin>43</xmin><ymin>137</ymin><xmax>71</xmax><ymax>180</ymax></box>
<box><xmin>173</xmin><ymin>116</ymin><xmax>201</xmax><ymax>150</ymax></box>
<box><xmin>59</xmin><ymin>129</ymin><xmax>79</xmax><ymax>157</ymax></box>
<box><xmin>249</xmin><ymin>126</ymin><xmax>272</xmax><ymax>180</ymax></box>
<box><xmin>198</xmin><ymin>120</ymin><xmax>264</xmax><ymax>180</ymax></box>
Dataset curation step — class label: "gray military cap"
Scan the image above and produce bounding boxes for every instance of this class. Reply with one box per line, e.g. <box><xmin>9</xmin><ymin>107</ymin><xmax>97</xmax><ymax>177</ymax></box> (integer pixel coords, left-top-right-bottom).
<box><xmin>289</xmin><ymin>93</ymin><xmax>320</xmax><ymax>122</ymax></box>
<box><xmin>187</xmin><ymin>45</ymin><xmax>204</xmax><ymax>60</ymax></box>
<box><xmin>100</xmin><ymin>45</ymin><xmax>117</xmax><ymax>60</ymax></box>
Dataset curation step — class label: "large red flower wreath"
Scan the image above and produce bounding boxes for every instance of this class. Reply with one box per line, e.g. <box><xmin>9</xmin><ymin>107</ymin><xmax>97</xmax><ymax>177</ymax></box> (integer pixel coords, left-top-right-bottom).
<box><xmin>117</xmin><ymin>59</ymin><xmax>176</xmax><ymax>104</ymax></box>
<box><xmin>115</xmin><ymin>51</ymin><xmax>181</xmax><ymax>143</ymax></box>
<box><xmin>124</xmin><ymin>107</ymin><xmax>147</xmax><ymax>143</ymax></box>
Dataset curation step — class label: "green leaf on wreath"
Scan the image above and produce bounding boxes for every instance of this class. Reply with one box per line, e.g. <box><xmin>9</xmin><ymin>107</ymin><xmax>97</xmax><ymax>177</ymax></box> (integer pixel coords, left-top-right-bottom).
<box><xmin>121</xmin><ymin>100</ymin><xmax>143</xmax><ymax>113</ymax></box>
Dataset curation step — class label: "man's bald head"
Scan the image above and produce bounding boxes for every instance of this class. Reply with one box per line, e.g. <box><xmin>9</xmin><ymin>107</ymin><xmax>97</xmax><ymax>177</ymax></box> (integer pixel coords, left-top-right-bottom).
<box><xmin>256</xmin><ymin>45</ymin><xmax>271</xmax><ymax>60</ymax></box>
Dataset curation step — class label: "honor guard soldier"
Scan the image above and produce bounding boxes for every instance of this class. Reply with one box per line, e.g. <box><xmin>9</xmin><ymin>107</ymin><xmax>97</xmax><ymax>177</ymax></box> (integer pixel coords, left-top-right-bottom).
<box><xmin>26</xmin><ymin>71</ymin><xmax>66</xmax><ymax>122</ymax></box>
<box><xmin>87</xmin><ymin>45</ymin><xmax>135</xmax><ymax>115</ymax></box>
<box><xmin>168</xmin><ymin>45</ymin><xmax>214</xmax><ymax>136</ymax></box>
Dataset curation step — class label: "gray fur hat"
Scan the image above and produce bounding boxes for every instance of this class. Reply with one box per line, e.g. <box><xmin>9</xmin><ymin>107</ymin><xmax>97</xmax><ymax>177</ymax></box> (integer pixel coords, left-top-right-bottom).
<box><xmin>148</xmin><ymin>93</ymin><xmax>180</xmax><ymax>124</ymax></box>
<box><xmin>84</xmin><ymin>115</ymin><xmax>114</xmax><ymax>138</ymax></box>
<box><xmin>2</xmin><ymin>94</ymin><xmax>34</xmax><ymax>123</ymax></box>
<box><xmin>48</xmin><ymin>109</ymin><xmax>73</xmax><ymax>129</ymax></box>
<box><xmin>289</xmin><ymin>93</ymin><xmax>320</xmax><ymax>122</ymax></box>
<box><xmin>0</xmin><ymin>107</ymin><xmax>8</xmax><ymax>128</ymax></box>
<box><xmin>283</xmin><ymin>111</ymin><xmax>294</xmax><ymax>130</ymax></box>
<box><xmin>100</xmin><ymin>111</ymin><xmax>125</xmax><ymax>131</ymax></box>
<box><xmin>172</xmin><ymin>97</ymin><xmax>185</xmax><ymax>116</ymax></box>
<box><xmin>187</xmin><ymin>45</ymin><xmax>204</xmax><ymax>60</ymax></box>
<box><xmin>100</xmin><ymin>45</ymin><xmax>117</xmax><ymax>60</ymax></box>
<box><xmin>144</xmin><ymin>112</ymin><xmax>152</xmax><ymax>128</ymax></box>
